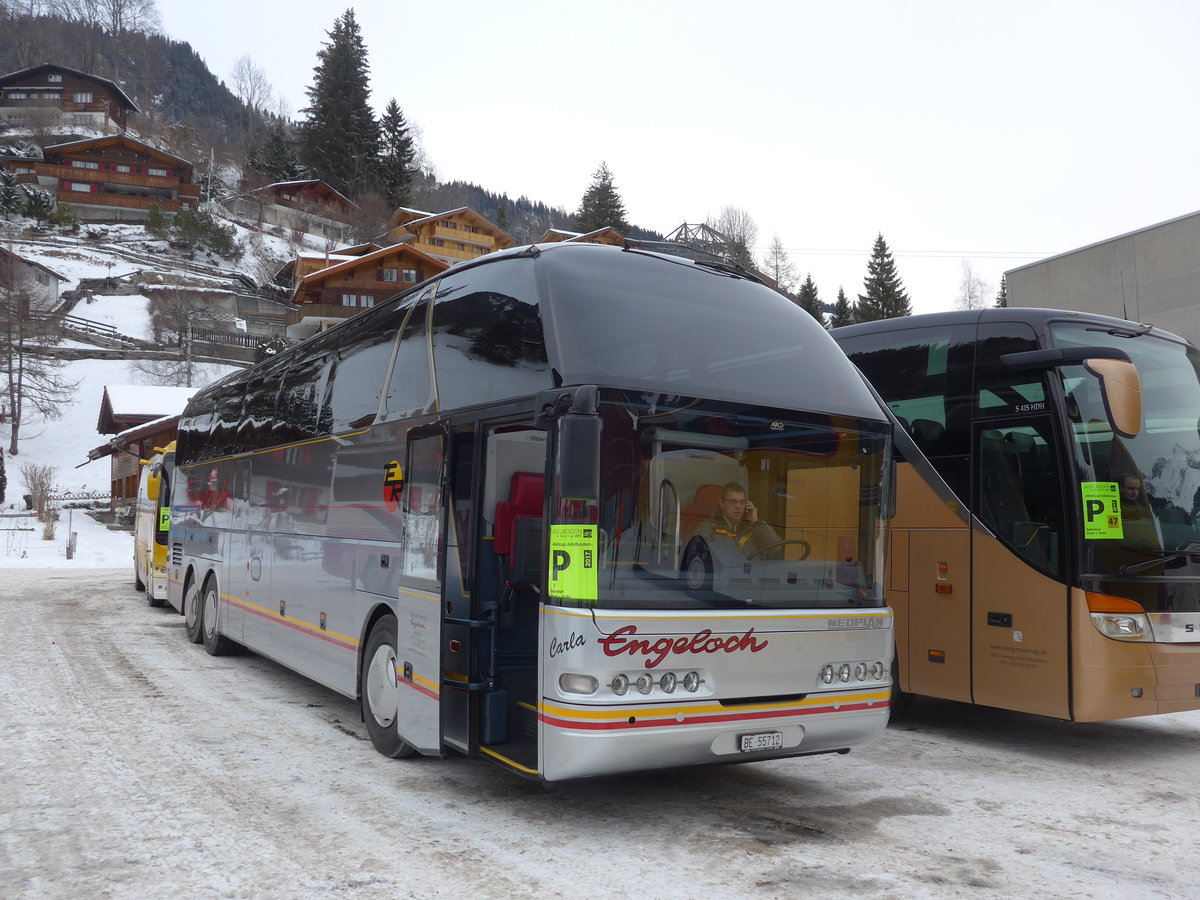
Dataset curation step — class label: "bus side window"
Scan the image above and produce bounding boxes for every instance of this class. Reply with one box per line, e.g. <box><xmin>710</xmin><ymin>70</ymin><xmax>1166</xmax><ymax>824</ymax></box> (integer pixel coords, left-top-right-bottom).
<box><xmin>381</xmin><ymin>288</ymin><xmax>433</xmax><ymax>422</ymax></box>
<box><xmin>275</xmin><ymin>350</ymin><xmax>328</xmax><ymax>445</ymax></box>
<box><xmin>325</xmin><ymin>304</ymin><xmax>410</xmax><ymax>432</ymax></box>
<box><xmin>428</xmin><ymin>259</ymin><xmax>551</xmax><ymax>410</ymax></box>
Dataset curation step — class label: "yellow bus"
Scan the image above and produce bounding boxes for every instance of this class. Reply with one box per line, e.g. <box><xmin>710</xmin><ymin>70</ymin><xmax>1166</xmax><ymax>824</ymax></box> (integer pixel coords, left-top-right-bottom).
<box><xmin>834</xmin><ymin>308</ymin><xmax>1200</xmax><ymax>721</ymax></box>
<box><xmin>134</xmin><ymin>441</ymin><xmax>174</xmax><ymax>607</ymax></box>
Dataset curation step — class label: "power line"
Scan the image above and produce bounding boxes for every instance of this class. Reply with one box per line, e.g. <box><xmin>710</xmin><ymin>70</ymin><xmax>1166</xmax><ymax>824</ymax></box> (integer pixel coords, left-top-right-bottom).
<box><xmin>755</xmin><ymin>246</ymin><xmax>1052</xmax><ymax>260</ymax></box>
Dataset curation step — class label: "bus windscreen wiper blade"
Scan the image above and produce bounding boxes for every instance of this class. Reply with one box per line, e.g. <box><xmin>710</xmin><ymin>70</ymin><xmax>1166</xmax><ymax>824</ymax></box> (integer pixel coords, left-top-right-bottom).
<box><xmin>1119</xmin><ymin>547</ymin><xmax>1200</xmax><ymax>575</ymax></box>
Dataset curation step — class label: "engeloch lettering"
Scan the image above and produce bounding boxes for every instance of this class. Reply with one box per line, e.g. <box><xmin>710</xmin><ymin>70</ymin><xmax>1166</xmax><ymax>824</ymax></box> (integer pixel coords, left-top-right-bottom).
<box><xmin>597</xmin><ymin>625</ymin><xmax>768</xmax><ymax>669</ymax></box>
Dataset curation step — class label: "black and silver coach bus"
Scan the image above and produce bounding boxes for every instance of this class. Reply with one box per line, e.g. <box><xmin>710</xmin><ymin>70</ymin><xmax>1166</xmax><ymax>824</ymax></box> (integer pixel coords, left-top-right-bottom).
<box><xmin>167</xmin><ymin>242</ymin><xmax>895</xmax><ymax>781</ymax></box>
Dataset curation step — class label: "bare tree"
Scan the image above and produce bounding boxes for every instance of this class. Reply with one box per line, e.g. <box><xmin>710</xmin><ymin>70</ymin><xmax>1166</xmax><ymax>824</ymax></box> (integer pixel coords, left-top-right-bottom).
<box><xmin>231</xmin><ymin>55</ymin><xmax>273</xmax><ymax>147</ymax></box>
<box><xmin>761</xmin><ymin>234</ymin><xmax>796</xmax><ymax>295</ymax></box>
<box><xmin>0</xmin><ymin>236</ymin><xmax>79</xmax><ymax>455</ymax></box>
<box><xmin>132</xmin><ymin>288</ymin><xmax>217</xmax><ymax>387</ymax></box>
<box><xmin>956</xmin><ymin>259</ymin><xmax>992</xmax><ymax>311</ymax></box>
<box><xmin>19</xmin><ymin>462</ymin><xmax>56</xmax><ymax>523</ymax></box>
<box><xmin>53</xmin><ymin>0</ymin><xmax>161</xmax><ymax>79</ymax></box>
<box><xmin>232</xmin><ymin>56</ymin><xmax>272</xmax><ymax>113</ymax></box>
<box><xmin>705</xmin><ymin>205</ymin><xmax>758</xmax><ymax>269</ymax></box>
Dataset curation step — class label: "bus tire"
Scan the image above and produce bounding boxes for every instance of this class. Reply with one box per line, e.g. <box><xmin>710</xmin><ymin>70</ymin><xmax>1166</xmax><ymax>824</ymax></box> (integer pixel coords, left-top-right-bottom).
<box><xmin>183</xmin><ymin>574</ymin><xmax>204</xmax><ymax>644</ymax></box>
<box><xmin>889</xmin><ymin>650</ymin><xmax>914</xmax><ymax>718</ymax></box>
<box><xmin>361</xmin><ymin>614</ymin><xmax>416</xmax><ymax>759</ymax></box>
<box><xmin>135</xmin><ymin>568</ymin><xmax>145</xmax><ymax>592</ymax></box>
<box><xmin>146</xmin><ymin>581</ymin><xmax>166</xmax><ymax>608</ymax></box>
<box><xmin>201</xmin><ymin>576</ymin><xmax>236</xmax><ymax>657</ymax></box>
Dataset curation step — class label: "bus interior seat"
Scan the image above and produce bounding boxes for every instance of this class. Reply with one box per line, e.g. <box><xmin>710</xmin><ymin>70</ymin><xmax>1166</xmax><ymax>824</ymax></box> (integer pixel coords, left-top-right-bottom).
<box><xmin>495</xmin><ymin>471</ymin><xmax>544</xmax><ymax>589</ymax></box>
<box><xmin>910</xmin><ymin>418</ymin><xmax>945</xmax><ymax>456</ymax></box>
<box><xmin>979</xmin><ymin>429</ymin><xmax>1031</xmax><ymax>542</ymax></box>
<box><xmin>681</xmin><ymin>483</ymin><xmax>723</xmax><ymax>544</ymax></box>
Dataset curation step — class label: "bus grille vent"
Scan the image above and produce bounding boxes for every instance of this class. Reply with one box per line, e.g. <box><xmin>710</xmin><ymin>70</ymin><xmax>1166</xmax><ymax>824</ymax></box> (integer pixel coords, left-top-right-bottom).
<box><xmin>171</xmin><ymin>542</ymin><xmax>183</xmax><ymax>565</ymax></box>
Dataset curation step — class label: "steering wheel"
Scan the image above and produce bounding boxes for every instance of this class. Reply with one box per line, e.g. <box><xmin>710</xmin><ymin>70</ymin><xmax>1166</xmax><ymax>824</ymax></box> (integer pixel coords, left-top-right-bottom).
<box><xmin>744</xmin><ymin>539</ymin><xmax>812</xmax><ymax>561</ymax></box>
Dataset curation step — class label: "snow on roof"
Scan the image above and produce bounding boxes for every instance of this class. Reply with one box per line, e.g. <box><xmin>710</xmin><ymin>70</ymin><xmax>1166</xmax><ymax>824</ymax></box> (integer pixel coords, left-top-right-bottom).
<box><xmin>103</xmin><ymin>384</ymin><xmax>196</xmax><ymax>418</ymax></box>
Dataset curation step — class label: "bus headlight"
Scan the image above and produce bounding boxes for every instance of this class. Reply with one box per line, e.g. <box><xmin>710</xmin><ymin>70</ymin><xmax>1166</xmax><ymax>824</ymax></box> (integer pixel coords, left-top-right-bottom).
<box><xmin>1091</xmin><ymin>613</ymin><xmax>1149</xmax><ymax>641</ymax></box>
<box><xmin>870</xmin><ymin>661</ymin><xmax>886</xmax><ymax>681</ymax></box>
<box><xmin>659</xmin><ymin>672</ymin><xmax>677</xmax><ymax>693</ymax></box>
<box><xmin>683</xmin><ymin>671</ymin><xmax>702</xmax><ymax>692</ymax></box>
<box><xmin>838</xmin><ymin>664</ymin><xmax>852</xmax><ymax>683</ymax></box>
<box><xmin>820</xmin><ymin>665</ymin><xmax>835</xmax><ymax>685</ymax></box>
<box><xmin>559</xmin><ymin>673</ymin><xmax>598</xmax><ymax>695</ymax></box>
<box><xmin>635</xmin><ymin>673</ymin><xmax>654</xmax><ymax>694</ymax></box>
<box><xmin>610</xmin><ymin>674</ymin><xmax>629</xmax><ymax>695</ymax></box>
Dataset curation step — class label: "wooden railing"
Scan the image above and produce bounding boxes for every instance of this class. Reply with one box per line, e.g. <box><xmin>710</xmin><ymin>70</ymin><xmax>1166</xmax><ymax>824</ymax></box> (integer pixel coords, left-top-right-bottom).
<box><xmin>433</xmin><ymin>224</ymin><xmax>494</xmax><ymax>247</ymax></box>
<box><xmin>35</xmin><ymin>162</ymin><xmax>193</xmax><ymax>193</ymax></box>
<box><xmin>55</xmin><ymin>189</ymin><xmax>183</xmax><ymax>212</ymax></box>
<box><xmin>283</xmin><ymin>303</ymin><xmax>361</xmax><ymax>326</ymax></box>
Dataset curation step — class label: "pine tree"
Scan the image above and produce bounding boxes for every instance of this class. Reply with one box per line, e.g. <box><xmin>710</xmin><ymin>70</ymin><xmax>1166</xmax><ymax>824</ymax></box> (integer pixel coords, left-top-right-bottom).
<box><xmin>0</xmin><ymin>169</ymin><xmax>20</xmax><ymax>220</ymax></box>
<box><xmin>299</xmin><ymin>9</ymin><xmax>382</xmax><ymax>199</ymax></box>
<box><xmin>20</xmin><ymin>185</ymin><xmax>54</xmax><ymax>227</ymax></box>
<box><xmin>252</xmin><ymin>122</ymin><xmax>305</xmax><ymax>183</ymax></box>
<box><xmin>829</xmin><ymin>287</ymin><xmax>854</xmax><ymax>328</ymax></box>
<box><xmin>794</xmin><ymin>273</ymin><xmax>827</xmax><ymax>327</ymax></box>
<box><xmin>379</xmin><ymin>98</ymin><xmax>416</xmax><ymax>209</ymax></box>
<box><xmin>575</xmin><ymin>162</ymin><xmax>630</xmax><ymax>234</ymax></box>
<box><xmin>495</xmin><ymin>204</ymin><xmax>509</xmax><ymax>233</ymax></box>
<box><xmin>762</xmin><ymin>234</ymin><xmax>796</xmax><ymax>295</ymax></box>
<box><xmin>995</xmin><ymin>273</ymin><xmax>1008</xmax><ymax>308</ymax></box>
<box><xmin>855</xmin><ymin>233</ymin><xmax>912</xmax><ymax>322</ymax></box>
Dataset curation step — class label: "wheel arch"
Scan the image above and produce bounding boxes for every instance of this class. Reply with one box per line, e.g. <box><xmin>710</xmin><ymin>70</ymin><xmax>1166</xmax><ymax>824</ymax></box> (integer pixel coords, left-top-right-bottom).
<box><xmin>357</xmin><ymin>602</ymin><xmax>399</xmax><ymax>704</ymax></box>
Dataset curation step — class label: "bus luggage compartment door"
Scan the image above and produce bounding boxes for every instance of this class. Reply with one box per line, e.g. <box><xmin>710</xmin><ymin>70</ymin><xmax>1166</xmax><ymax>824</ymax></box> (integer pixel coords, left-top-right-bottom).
<box><xmin>393</xmin><ymin>587</ymin><xmax>443</xmax><ymax>755</ymax></box>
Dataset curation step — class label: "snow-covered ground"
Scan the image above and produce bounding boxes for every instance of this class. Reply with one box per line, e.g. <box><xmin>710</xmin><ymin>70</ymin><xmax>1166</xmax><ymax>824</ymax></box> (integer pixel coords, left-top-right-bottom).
<box><xmin>1</xmin><ymin>566</ymin><xmax>1199</xmax><ymax>898</ymax></box>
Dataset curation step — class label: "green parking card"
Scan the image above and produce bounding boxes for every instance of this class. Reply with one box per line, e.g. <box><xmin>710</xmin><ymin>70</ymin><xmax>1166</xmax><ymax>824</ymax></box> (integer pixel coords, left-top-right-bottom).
<box><xmin>547</xmin><ymin>524</ymin><xmax>598</xmax><ymax>605</ymax></box>
<box><xmin>1080</xmin><ymin>482</ymin><xmax>1123</xmax><ymax>540</ymax></box>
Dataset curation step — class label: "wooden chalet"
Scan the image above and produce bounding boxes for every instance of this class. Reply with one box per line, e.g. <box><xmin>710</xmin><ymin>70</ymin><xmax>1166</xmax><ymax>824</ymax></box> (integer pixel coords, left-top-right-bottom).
<box><xmin>538</xmin><ymin>226</ymin><xmax>626</xmax><ymax>246</ymax></box>
<box><xmin>2</xmin><ymin>134</ymin><xmax>200</xmax><ymax>222</ymax></box>
<box><xmin>285</xmin><ymin>242</ymin><xmax>449</xmax><ymax>340</ymax></box>
<box><xmin>90</xmin><ymin>385</ymin><xmax>197</xmax><ymax>509</ymax></box>
<box><xmin>0</xmin><ymin>63</ymin><xmax>139</xmax><ymax>133</ymax></box>
<box><xmin>382</xmin><ymin>206</ymin><xmax>516</xmax><ymax>265</ymax></box>
<box><xmin>224</xmin><ymin>179</ymin><xmax>358</xmax><ymax>243</ymax></box>
<box><xmin>0</xmin><ymin>246</ymin><xmax>66</xmax><ymax>312</ymax></box>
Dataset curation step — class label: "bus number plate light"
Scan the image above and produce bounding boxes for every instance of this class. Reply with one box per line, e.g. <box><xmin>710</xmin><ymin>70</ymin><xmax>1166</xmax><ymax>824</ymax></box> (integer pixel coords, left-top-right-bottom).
<box><xmin>740</xmin><ymin>731</ymin><xmax>784</xmax><ymax>752</ymax></box>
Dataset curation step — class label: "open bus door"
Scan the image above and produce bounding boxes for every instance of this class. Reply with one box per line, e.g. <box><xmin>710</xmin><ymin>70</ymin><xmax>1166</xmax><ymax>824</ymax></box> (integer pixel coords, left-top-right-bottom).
<box><xmin>388</xmin><ymin>426</ymin><xmax>448</xmax><ymax>755</ymax></box>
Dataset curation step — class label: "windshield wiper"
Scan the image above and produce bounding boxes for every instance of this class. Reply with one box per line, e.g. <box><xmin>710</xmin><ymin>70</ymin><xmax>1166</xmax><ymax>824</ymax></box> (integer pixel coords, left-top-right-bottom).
<box><xmin>1119</xmin><ymin>547</ymin><xmax>1200</xmax><ymax>575</ymax></box>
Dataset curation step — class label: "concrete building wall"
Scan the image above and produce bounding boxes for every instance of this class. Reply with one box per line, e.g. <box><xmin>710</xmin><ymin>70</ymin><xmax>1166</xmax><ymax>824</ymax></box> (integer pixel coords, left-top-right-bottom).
<box><xmin>1006</xmin><ymin>211</ymin><xmax>1200</xmax><ymax>346</ymax></box>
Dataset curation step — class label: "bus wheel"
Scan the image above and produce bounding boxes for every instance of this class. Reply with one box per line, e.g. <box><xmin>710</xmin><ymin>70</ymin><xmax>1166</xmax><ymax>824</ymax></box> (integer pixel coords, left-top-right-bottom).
<box><xmin>362</xmin><ymin>614</ymin><xmax>416</xmax><ymax>759</ymax></box>
<box><xmin>682</xmin><ymin>539</ymin><xmax>712</xmax><ymax>592</ymax></box>
<box><xmin>183</xmin><ymin>575</ymin><xmax>204</xmax><ymax>644</ymax></box>
<box><xmin>135</xmin><ymin>567</ymin><xmax>145</xmax><ymax>592</ymax></box>
<box><xmin>201</xmin><ymin>577</ymin><xmax>235</xmax><ymax>657</ymax></box>
<box><xmin>889</xmin><ymin>651</ymin><xmax>914</xmax><ymax>718</ymax></box>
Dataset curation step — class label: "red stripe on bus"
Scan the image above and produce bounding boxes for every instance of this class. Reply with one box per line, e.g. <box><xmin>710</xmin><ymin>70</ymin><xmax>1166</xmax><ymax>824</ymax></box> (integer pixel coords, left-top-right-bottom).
<box><xmin>221</xmin><ymin>596</ymin><xmax>359</xmax><ymax>651</ymax></box>
<box><xmin>398</xmin><ymin>677</ymin><xmax>440</xmax><ymax>702</ymax></box>
<box><xmin>538</xmin><ymin>700</ymin><xmax>888</xmax><ymax>731</ymax></box>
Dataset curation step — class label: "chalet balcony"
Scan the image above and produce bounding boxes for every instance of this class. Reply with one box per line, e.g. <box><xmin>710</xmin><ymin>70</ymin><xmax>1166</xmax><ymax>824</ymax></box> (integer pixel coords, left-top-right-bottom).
<box><xmin>283</xmin><ymin>303</ymin><xmax>362</xmax><ymax>326</ymax></box>
<box><xmin>56</xmin><ymin>189</ymin><xmax>185</xmax><ymax>213</ymax></box>
<box><xmin>34</xmin><ymin>162</ymin><xmax>197</xmax><ymax>195</ymax></box>
<box><xmin>433</xmin><ymin>224</ymin><xmax>494</xmax><ymax>247</ymax></box>
<box><xmin>418</xmin><ymin>241</ymin><xmax>489</xmax><ymax>262</ymax></box>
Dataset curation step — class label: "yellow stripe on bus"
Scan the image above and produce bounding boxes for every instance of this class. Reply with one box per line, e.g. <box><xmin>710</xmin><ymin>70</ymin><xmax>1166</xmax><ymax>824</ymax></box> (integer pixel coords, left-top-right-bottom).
<box><xmin>539</xmin><ymin>690</ymin><xmax>891</xmax><ymax>721</ymax></box>
<box><xmin>223</xmin><ymin>593</ymin><xmax>360</xmax><ymax>646</ymax></box>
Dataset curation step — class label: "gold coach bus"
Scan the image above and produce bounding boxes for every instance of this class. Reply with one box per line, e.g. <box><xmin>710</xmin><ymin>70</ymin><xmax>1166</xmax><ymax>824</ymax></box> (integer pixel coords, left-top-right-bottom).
<box><xmin>834</xmin><ymin>308</ymin><xmax>1200</xmax><ymax>721</ymax></box>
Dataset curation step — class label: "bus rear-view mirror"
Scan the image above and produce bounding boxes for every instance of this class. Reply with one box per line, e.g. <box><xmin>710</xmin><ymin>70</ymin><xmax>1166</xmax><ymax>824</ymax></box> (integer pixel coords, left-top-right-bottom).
<box><xmin>1084</xmin><ymin>357</ymin><xmax>1142</xmax><ymax>438</ymax></box>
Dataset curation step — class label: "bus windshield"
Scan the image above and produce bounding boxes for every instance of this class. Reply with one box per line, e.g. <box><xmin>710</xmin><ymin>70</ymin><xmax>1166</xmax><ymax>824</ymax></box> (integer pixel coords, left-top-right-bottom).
<box><xmin>1052</xmin><ymin>323</ymin><xmax>1200</xmax><ymax>578</ymax></box>
<box><xmin>569</xmin><ymin>394</ymin><xmax>890</xmax><ymax>611</ymax></box>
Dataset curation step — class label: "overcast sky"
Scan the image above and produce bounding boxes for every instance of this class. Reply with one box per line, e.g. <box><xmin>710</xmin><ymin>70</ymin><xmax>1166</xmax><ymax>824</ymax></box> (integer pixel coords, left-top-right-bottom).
<box><xmin>157</xmin><ymin>0</ymin><xmax>1200</xmax><ymax>314</ymax></box>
